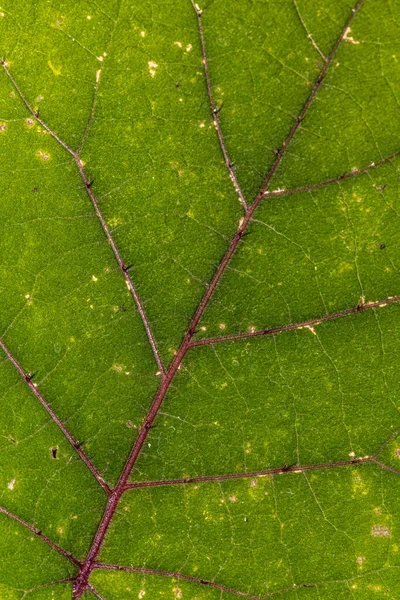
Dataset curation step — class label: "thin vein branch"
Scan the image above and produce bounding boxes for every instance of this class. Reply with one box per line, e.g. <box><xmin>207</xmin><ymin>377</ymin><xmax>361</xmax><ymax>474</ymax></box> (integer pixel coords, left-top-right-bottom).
<box><xmin>191</xmin><ymin>1</ymin><xmax>248</xmax><ymax>210</ymax></box>
<box><xmin>89</xmin><ymin>567</ymin><xmax>400</xmax><ymax>600</ymax></box>
<box><xmin>122</xmin><ymin>426</ymin><xmax>400</xmax><ymax>492</ymax></box>
<box><xmin>77</xmin><ymin>68</ymin><xmax>102</xmax><ymax>156</ymax></box>
<box><xmin>77</xmin><ymin>6</ymin><xmax>120</xmax><ymax>156</ymax></box>
<box><xmin>255</xmin><ymin>0</ymin><xmax>364</xmax><ymax>203</ymax></box>
<box><xmin>1</xmin><ymin>1</ymin><xmax>394</xmax><ymax>597</ymax></box>
<box><xmin>87</xmin><ymin>585</ymin><xmax>107</xmax><ymax>600</ymax></box>
<box><xmin>1</xmin><ymin>61</ymin><xmax>76</xmax><ymax>157</ymax></box>
<box><xmin>0</xmin><ymin>505</ymin><xmax>80</xmax><ymax>566</ymax></box>
<box><xmin>0</xmin><ymin>59</ymin><xmax>166</xmax><ymax>379</ymax></box>
<box><xmin>0</xmin><ymin>338</ymin><xmax>111</xmax><ymax>494</ymax></box>
<box><xmin>189</xmin><ymin>296</ymin><xmax>400</xmax><ymax>347</ymax></box>
<box><xmin>373</xmin><ymin>426</ymin><xmax>400</xmax><ymax>457</ymax></box>
<box><xmin>263</xmin><ymin>148</ymin><xmax>400</xmax><ymax>199</ymax></box>
<box><xmin>371</xmin><ymin>459</ymin><xmax>400</xmax><ymax>477</ymax></box>
<box><xmin>22</xmin><ymin>578</ymin><xmax>76</xmax><ymax>598</ymax></box>
<box><xmin>124</xmin><ymin>457</ymin><xmax>373</xmax><ymax>490</ymax></box>
<box><xmin>74</xmin><ymin>160</ymin><xmax>166</xmax><ymax>377</ymax></box>
<box><xmin>293</xmin><ymin>0</ymin><xmax>327</xmax><ymax>61</ymax></box>
<box><xmin>179</xmin><ymin>0</ymin><xmax>366</xmax><ymax>350</ymax></box>
<box><xmin>93</xmin><ymin>563</ymin><xmax>264</xmax><ymax>599</ymax></box>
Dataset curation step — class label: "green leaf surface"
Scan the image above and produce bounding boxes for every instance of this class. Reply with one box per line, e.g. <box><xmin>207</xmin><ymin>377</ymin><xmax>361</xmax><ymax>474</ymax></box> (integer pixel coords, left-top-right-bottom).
<box><xmin>1</xmin><ymin>0</ymin><xmax>400</xmax><ymax>598</ymax></box>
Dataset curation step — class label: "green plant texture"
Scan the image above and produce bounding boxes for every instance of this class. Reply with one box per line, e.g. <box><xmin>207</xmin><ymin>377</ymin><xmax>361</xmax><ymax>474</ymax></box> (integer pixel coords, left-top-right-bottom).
<box><xmin>2</xmin><ymin>0</ymin><xmax>400</xmax><ymax>598</ymax></box>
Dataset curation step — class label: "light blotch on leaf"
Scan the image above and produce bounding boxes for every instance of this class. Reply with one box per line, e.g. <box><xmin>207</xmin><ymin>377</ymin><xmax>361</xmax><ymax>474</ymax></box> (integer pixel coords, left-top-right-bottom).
<box><xmin>372</xmin><ymin>525</ymin><xmax>391</xmax><ymax>537</ymax></box>
<box><xmin>36</xmin><ymin>150</ymin><xmax>50</xmax><ymax>161</ymax></box>
<box><xmin>148</xmin><ymin>61</ymin><xmax>158</xmax><ymax>77</ymax></box>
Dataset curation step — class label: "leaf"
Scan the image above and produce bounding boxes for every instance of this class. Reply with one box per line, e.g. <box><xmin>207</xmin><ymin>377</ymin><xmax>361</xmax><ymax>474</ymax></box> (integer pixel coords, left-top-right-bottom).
<box><xmin>1</xmin><ymin>0</ymin><xmax>400</xmax><ymax>598</ymax></box>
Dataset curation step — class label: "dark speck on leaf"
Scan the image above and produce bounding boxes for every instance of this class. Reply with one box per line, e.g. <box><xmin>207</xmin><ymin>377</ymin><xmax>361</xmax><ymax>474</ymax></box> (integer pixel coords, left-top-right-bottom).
<box><xmin>379</xmin><ymin>243</ymin><xmax>386</xmax><ymax>249</ymax></box>
<box><xmin>377</xmin><ymin>184</ymin><xmax>386</xmax><ymax>191</ymax></box>
<box><xmin>175</xmin><ymin>82</ymin><xmax>181</xmax><ymax>87</ymax></box>
<box><xmin>32</xmin><ymin>186</ymin><xmax>38</xmax><ymax>193</ymax></box>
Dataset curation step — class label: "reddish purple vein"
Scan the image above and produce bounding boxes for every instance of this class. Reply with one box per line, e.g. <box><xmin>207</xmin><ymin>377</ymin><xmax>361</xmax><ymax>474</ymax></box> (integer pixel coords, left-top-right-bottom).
<box><xmin>263</xmin><ymin>148</ymin><xmax>400</xmax><ymax>199</ymax></box>
<box><xmin>71</xmin><ymin>1</ymin><xmax>370</xmax><ymax>596</ymax></box>
<box><xmin>255</xmin><ymin>0</ymin><xmax>365</xmax><ymax>201</ymax></box>
<box><xmin>189</xmin><ymin>296</ymin><xmax>400</xmax><ymax>347</ymax></box>
<box><xmin>0</xmin><ymin>59</ymin><xmax>165</xmax><ymax>378</ymax></box>
<box><xmin>89</xmin><ymin>427</ymin><xmax>399</xmax><ymax>598</ymax></box>
<box><xmin>124</xmin><ymin>425</ymin><xmax>400</xmax><ymax>490</ymax></box>
<box><xmin>89</xmin><ymin>567</ymin><xmax>385</xmax><ymax>600</ymax></box>
<box><xmin>0</xmin><ymin>436</ymin><xmax>396</xmax><ymax>581</ymax></box>
<box><xmin>0</xmin><ymin>506</ymin><xmax>108</xmax><ymax>597</ymax></box>
<box><xmin>0</xmin><ymin>504</ymin><xmax>80</xmax><ymax>566</ymax></box>
<box><xmin>124</xmin><ymin>457</ymin><xmax>373</xmax><ymax>490</ymax></box>
<box><xmin>0</xmin><ymin>338</ymin><xmax>110</xmax><ymax>494</ymax></box>
<box><xmin>191</xmin><ymin>0</ymin><xmax>248</xmax><ymax>210</ymax></box>
<box><xmin>0</xmin><ymin>0</ymin><xmax>387</xmax><ymax>597</ymax></box>
<box><xmin>73</xmin><ymin>158</ymin><xmax>166</xmax><ymax>377</ymax></box>
<box><xmin>92</xmin><ymin>563</ymin><xmax>267</xmax><ymax>599</ymax></box>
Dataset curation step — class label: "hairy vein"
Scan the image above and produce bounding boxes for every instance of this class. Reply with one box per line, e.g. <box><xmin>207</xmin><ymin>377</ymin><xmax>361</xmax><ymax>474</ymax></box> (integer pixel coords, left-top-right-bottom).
<box><xmin>73</xmin><ymin>159</ymin><xmax>166</xmax><ymax>377</ymax></box>
<box><xmin>264</xmin><ymin>148</ymin><xmax>400</xmax><ymax>199</ymax></box>
<box><xmin>69</xmin><ymin>1</ymin><xmax>368</xmax><ymax>595</ymax></box>
<box><xmin>0</xmin><ymin>338</ymin><xmax>111</xmax><ymax>494</ymax></box>
<box><xmin>124</xmin><ymin>457</ymin><xmax>373</xmax><ymax>490</ymax></box>
<box><xmin>191</xmin><ymin>0</ymin><xmax>248</xmax><ymax>210</ymax></box>
<box><xmin>92</xmin><ymin>563</ymin><xmax>264</xmax><ymax>599</ymax></box>
<box><xmin>0</xmin><ymin>59</ymin><xmax>166</xmax><ymax>378</ymax></box>
<box><xmin>91</xmin><ymin>564</ymin><xmax>397</xmax><ymax>599</ymax></box>
<box><xmin>0</xmin><ymin>505</ymin><xmax>80</xmax><ymax>566</ymax></box>
<box><xmin>255</xmin><ymin>0</ymin><xmax>364</xmax><ymax>201</ymax></box>
<box><xmin>1</xmin><ymin>0</ymin><xmax>373</xmax><ymax>596</ymax></box>
<box><xmin>189</xmin><ymin>296</ymin><xmax>400</xmax><ymax>347</ymax></box>
<box><xmin>123</xmin><ymin>424</ymin><xmax>400</xmax><ymax>489</ymax></box>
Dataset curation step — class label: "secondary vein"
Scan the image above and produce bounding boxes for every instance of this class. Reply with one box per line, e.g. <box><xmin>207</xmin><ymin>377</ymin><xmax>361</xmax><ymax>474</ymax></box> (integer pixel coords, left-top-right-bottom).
<box><xmin>0</xmin><ymin>504</ymin><xmax>81</xmax><ymax>566</ymax></box>
<box><xmin>0</xmin><ymin>59</ymin><xmax>166</xmax><ymax>379</ymax></box>
<box><xmin>0</xmin><ymin>337</ymin><xmax>111</xmax><ymax>494</ymax></box>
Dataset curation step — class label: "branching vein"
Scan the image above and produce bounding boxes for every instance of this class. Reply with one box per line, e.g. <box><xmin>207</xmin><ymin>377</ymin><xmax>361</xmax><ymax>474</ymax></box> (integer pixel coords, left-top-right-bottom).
<box><xmin>0</xmin><ymin>338</ymin><xmax>111</xmax><ymax>494</ymax></box>
<box><xmin>191</xmin><ymin>0</ymin><xmax>248</xmax><ymax>210</ymax></box>
<box><xmin>255</xmin><ymin>0</ymin><xmax>365</xmax><ymax>201</ymax></box>
<box><xmin>0</xmin><ymin>59</ymin><xmax>166</xmax><ymax>379</ymax></box>
<box><xmin>0</xmin><ymin>504</ymin><xmax>80</xmax><ymax>566</ymax></box>
<box><xmin>123</xmin><ymin>423</ymin><xmax>400</xmax><ymax>489</ymax></box>
<box><xmin>189</xmin><ymin>296</ymin><xmax>400</xmax><ymax>347</ymax></box>
<box><xmin>264</xmin><ymin>148</ymin><xmax>400</xmax><ymax>199</ymax></box>
<box><xmin>67</xmin><ymin>1</ymin><xmax>371</xmax><ymax>595</ymax></box>
<box><xmin>92</xmin><ymin>563</ymin><xmax>276</xmax><ymax>599</ymax></box>
<box><xmin>2</xmin><ymin>1</ymin><xmax>397</xmax><ymax>598</ymax></box>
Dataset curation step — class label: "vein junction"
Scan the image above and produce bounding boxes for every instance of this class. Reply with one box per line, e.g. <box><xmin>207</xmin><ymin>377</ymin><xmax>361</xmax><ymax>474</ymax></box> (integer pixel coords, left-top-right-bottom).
<box><xmin>1</xmin><ymin>0</ymin><xmax>399</xmax><ymax>597</ymax></box>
